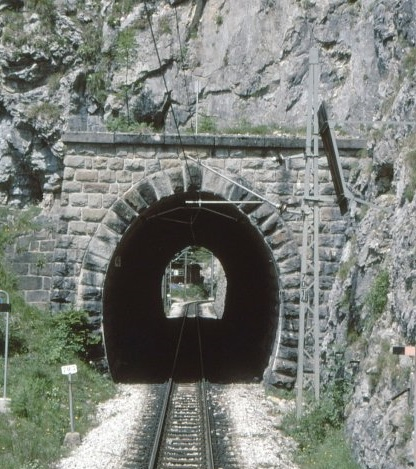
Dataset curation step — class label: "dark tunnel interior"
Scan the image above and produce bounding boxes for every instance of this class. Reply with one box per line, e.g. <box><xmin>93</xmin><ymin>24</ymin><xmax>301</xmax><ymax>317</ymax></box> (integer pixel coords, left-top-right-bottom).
<box><xmin>103</xmin><ymin>192</ymin><xmax>280</xmax><ymax>383</ymax></box>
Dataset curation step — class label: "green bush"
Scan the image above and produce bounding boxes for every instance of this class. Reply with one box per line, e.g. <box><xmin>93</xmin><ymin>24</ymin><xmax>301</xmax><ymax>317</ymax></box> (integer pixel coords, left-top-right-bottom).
<box><xmin>223</xmin><ymin>119</ymin><xmax>274</xmax><ymax>135</ymax></box>
<box><xmin>297</xmin><ymin>429</ymin><xmax>360</xmax><ymax>469</ymax></box>
<box><xmin>25</xmin><ymin>0</ymin><xmax>57</xmax><ymax>28</ymax></box>
<box><xmin>198</xmin><ymin>116</ymin><xmax>218</xmax><ymax>134</ymax></box>
<box><xmin>404</xmin><ymin>149</ymin><xmax>416</xmax><ymax>202</ymax></box>
<box><xmin>283</xmin><ymin>373</ymin><xmax>356</xmax><ymax>467</ymax></box>
<box><xmin>27</xmin><ymin>102</ymin><xmax>61</xmax><ymax>123</ymax></box>
<box><xmin>0</xmin><ymin>207</ymin><xmax>41</xmax><ymax>252</ymax></box>
<box><xmin>39</xmin><ymin>310</ymin><xmax>102</xmax><ymax>364</ymax></box>
<box><xmin>171</xmin><ymin>284</ymin><xmax>209</xmax><ymax>302</ymax></box>
<box><xmin>284</xmin><ymin>393</ymin><xmax>343</xmax><ymax>450</ymax></box>
<box><xmin>0</xmin><ymin>206</ymin><xmax>116</xmax><ymax>468</ymax></box>
<box><xmin>106</xmin><ymin>115</ymin><xmax>153</xmax><ymax>133</ymax></box>
<box><xmin>1</xmin><ymin>355</ymin><xmax>115</xmax><ymax>467</ymax></box>
<box><xmin>364</xmin><ymin>270</ymin><xmax>389</xmax><ymax>330</ymax></box>
<box><xmin>78</xmin><ymin>25</ymin><xmax>103</xmax><ymax>66</ymax></box>
<box><xmin>86</xmin><ymin>71</ymin><xmax>108</xmax><ymax>106</ymax></box>
<box><xmin>403</xmin><ymin>49</ymin><xmax>416</xmax><ymax>76</ymax></box>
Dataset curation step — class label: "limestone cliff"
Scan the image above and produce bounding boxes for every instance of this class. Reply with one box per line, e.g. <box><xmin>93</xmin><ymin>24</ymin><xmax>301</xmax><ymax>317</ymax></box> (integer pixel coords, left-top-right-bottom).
<box><xmin>1</xmin><ymin>0</ymin><xmax>416</xmax><ymax>467</ymax></box>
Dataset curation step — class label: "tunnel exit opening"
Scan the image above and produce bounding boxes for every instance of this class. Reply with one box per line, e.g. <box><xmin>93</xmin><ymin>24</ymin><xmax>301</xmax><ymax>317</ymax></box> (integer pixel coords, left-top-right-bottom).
<box><xmin>162</xmin><ymin>246</ymin><xmax>224</xmax><ymax>319</ymax></box>
<box><xmin>103</xmin><ymin>191</ymin><xmax>280</xmax><ymax>383</ymax></box>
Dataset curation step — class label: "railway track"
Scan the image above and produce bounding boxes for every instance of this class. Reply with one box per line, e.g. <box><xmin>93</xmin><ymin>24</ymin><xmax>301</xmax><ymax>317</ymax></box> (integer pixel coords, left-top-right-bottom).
<box><xmin>123</xmin><ymin>302</ymin><xmax>240</xmax><ymax>469</ymax></box>
<box><xmin>148</xmin><ymin>302</ymin><xmax>214</xmax><ymax>469</ymax></box>
<box><xmin>148</xmin><ymin>379</ymin><xmax>214</xmax><ymax>468</ymax></box>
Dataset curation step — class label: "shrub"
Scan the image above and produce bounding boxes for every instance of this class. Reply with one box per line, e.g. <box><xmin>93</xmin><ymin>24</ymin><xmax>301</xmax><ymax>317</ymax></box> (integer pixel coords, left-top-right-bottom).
<box><xmin>403</xmin><ymin>49</ymin><xmax>416</xmax><ymax>76</ymax></box>
<box><xmin>0</xmin><ymin>206</ymin><xmax>41</xmax><ymax>253</ymax></box>
<box><xmin>158</xmin><ymin>16</ymin><xmax>172</xmax><ymax>35</ymax></box>
<box><xmin>297</xmin><ymin>429</ymin><xmax>360</xmax><ymax>469</ymax></box>
<box><xmin>199</xmin><ymin>116</ymin><xmax>218</xmax><ymax>133</ymax></box>
<box><xmin>285</xmin><ymin>383</ymin><xmax>346</xmax><ymax>450</ymax></box>
<box><xmin>170</xmin><ymin>284</ymin><xmax>209</xmax><ymax>302</ymax></box>
<box><xmin>404</xmin><ymin>149</ymin><xmax>416</xmax><ymax>202</ymax></box>
<box><xmin>364</xmin><ymin>270</ymin><xmax>389</xmax><ymax>329</ymax></box>
<box><xmin>40</xmin><ymin>310</ymin><xmax>102</xmax><ymax>364</ymax></box>
<box><xmin>78</xmin><ymin>26</ymin><xmax>103</xmax><ymax>66</ymax></box>
<box><xmin>27</xmin><ymin>102</ymin><xmax>61</xmax><ymax>123</ymax></box>
<box><xmin>26</xmin><ymin>0</ymin><xmax>57</xmax><ymax>28</ymax></box>
<box><xmin>86</xmin><ymin>71</ymin><xmax>108</xmax><ymax>106</ymax></box>
<box><xmin>283</xmin><ymin>374</ymin><xmax>357</xmax><ymax>468</ymax></box>
<box><xmin>106</xmin><ymin>115</ymin><xmax>153</xmax><ymax>133</ymax></box>
<box><xmin>0</xmin><ymin>206</ymin><xmax>116</xmax><ymax>467</ymax></box>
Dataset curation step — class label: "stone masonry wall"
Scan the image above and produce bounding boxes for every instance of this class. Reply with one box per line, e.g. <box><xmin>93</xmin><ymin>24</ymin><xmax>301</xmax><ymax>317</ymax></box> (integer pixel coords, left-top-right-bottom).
<box><xmin>5</xmin><ymin>132</ymin><xmax>365</xmax><ymax>383</ymax></box>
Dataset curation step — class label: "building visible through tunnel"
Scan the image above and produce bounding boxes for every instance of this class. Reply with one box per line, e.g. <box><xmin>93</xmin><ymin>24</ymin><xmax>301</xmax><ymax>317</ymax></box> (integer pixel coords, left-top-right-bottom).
<box><xmin>162</xmin><ymin>246</ymin><xmax>220</xmax><ymax>315</ymax></box>
<box><xmin>102</xmin><ymin>191</ymin><xmax>280</xmax><ymax>383</ymax></box>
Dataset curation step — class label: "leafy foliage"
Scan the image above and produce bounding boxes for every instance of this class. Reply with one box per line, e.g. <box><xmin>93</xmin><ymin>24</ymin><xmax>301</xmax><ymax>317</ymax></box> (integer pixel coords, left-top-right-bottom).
<box><xmin>0</xmin><ymin>206</ymin><xmax>41</xmax><ymax>253</ymax></box>
<box><xmin>40</xmin><ymin>310</ymin><xmax>102</xmax><ymax>364</ymax></box>
<box><xmin>78</xmin><ymin>23</ymin><xmax>103</xmax><ymax>65</ymax></box>
<box><xmin>283</xmin><ymin>369</ymin><xmax>357</xmax><ymax>467</ymax></box>
<box><xmin>403</xmin><ymin>49</ymin><xmax>416</xmax><ymax>77</ymax></box>
<box><xmin>27</xmin><ymin>102</ymin><xmax>61</xmax><ymax>124</ymax></box>
<box><xmin>171</xmin><ymin>284</ymin><xmax>209</xmax><ymax>301</ymax></box>
<box><xmin>86</xmin><ymin>71</ymin><xmax>108</xmax><ymax>106</ymax></box>
<box><xmin>296</xmin><ymin>429</ymin><xmax>360</xmax><ymax>469</ymax></box>
<box><xmin>404</xmin><ymin>149</ymin><xmax>416</xmax><ymax>202</ymax></box>
<box><xmin>198</xmin><ymin>116</ymin><xmax>218</xmax><ymax>134</ymax></box>
<box><xmin>25</xmin><ymin>0</ymin><xmax>57</xmax><ymax>28</ymax></box>
<box><xmin>106</xmin><ymin>115</ymin><xmax>154</xmax><ymax>132</ymax></box>
<box><xmin>364</xmin><ymin>270</ymin><xmax>389</xmax><ymax>328</ymax></box>
<box><xmin>0</xmin><ymin>206</ymin><xmax>116</xmax><ymax>468</ymax></box>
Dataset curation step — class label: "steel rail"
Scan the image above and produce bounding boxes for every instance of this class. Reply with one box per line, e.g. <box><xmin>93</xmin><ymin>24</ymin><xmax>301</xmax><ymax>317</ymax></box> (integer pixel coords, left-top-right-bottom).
<box><xmin>147</xmin><ymin>378</ymin><xmax>173</xmax><ymax>469</ymax></box>
<box><xmin>147</xmin><ymin>301</ymin><xmax>215</xmax><ymax>469</ymax></box>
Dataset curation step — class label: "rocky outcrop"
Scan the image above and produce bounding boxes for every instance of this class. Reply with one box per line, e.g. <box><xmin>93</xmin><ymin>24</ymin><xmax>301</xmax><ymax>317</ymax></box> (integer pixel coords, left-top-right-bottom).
<box><xmin>0</xmin><ymin>0</ymin><xmax>412</xmax><ymax>206</ymax></box>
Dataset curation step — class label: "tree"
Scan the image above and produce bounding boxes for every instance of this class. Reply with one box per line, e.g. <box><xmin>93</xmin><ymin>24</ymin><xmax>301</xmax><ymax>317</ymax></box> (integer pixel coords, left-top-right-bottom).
<box><xmin>116</xmin><ymin>28</ymin><xmax>136</xmax><ymax>124</ymax></box>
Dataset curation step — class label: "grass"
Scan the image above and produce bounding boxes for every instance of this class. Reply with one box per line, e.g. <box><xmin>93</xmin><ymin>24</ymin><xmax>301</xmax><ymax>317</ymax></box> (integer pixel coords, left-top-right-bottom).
<box><xmin>296</xmin><ymin>428</ymin><xmax>360</xmax><ymax>469</ymax></box>
<box><xmin>27</xmin><ymin>102</ymin><xmax>61</xmax><ymax>124</ymax></box>
<box><xmin>0</xmin><ymin>207</ymin><xmax>116</xmax><ymax>468</ymax></box>
<box><xmin>283</xmin><ymin>377</ymin><xmax>359</xmax><ymax>469</ymax></box>
<box><xmin>364</xmin><ymin>269</ymin><xmax>389</xmax><ymax>331</ymax></box>
<box><xmin>106</xmin><ymin>115</ymin><xmax>154</xmax><ymax>133</ymax></box>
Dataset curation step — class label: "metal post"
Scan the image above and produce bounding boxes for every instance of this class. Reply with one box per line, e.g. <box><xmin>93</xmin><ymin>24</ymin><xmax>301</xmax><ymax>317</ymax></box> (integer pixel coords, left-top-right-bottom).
<box><xmin>312</xmin><ymin>48</ymin><xmax>321</xmax><ymax>401</ymax></box>
<box><xmin>195</xmin><ymin>80</ymin><xmax>199</xmax><ymax>135</ymax></box>
<box><xmin>414</xmin><ymin>354</ymin><xmax>416</xmax><ymax>467</ymax></box>
<box><xmin>169</xmin><ymin>262</ymin><xmax>172</xmax><ymax>309</ymax></box>
<box><xmin>210</xmin><ymin>252</ymin><xmax>214</xmax><ymax>299</ymax></box>
<box><xmin>3</xmin><ymin>310</ymin><xmax>9</xmax><ymax>400</ymax></box>
<box><xmin>296</xmin><ymin>47</ymin><xmax>321</xmax><ymax>418</ymax></box>
<box><xmin>0</xmin><ymin>290</ymin><xmax>10</xmax><ymax>400</ymax></box>
<box><xmin>184</xmin><ymin>249</ymin><xmax>188</xmax><ymax>300</ymax></box>
<box><xmin>68</xmin><ymin>373</ymin><xmax>75</xmax><ymax>433</ymax></box>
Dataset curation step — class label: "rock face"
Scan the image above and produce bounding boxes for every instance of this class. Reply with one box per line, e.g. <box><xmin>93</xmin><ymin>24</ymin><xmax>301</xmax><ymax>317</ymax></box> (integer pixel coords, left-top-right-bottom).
<box><xmin>1</xmin><ymin>1</ymin><xmax>416</xmax><ymax>468</ymax></box>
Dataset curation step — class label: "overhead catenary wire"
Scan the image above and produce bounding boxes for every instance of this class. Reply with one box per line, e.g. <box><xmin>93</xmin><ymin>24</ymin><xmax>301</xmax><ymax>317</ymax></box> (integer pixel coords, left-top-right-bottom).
<box><xmin>143</xmin><ymin>1</ymin><xmax>196</xmax><ymax>186</ymax></box>
<box><xmin>143</xmin><ymin>1</ymin><xmax>284</xmax><ymax>213</ymax></box>
<box><xmin>173</xmin><ymin>4</ymin><xmax>196</xmax><ymax>133</ymax></box>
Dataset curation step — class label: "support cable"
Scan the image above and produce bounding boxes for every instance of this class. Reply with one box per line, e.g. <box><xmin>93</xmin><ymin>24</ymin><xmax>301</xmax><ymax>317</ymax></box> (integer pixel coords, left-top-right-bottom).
<box><xmin>143</xmin><ymin>1</ymin><xmax>196</xmax><ymax>186</ymax></box>
<box><xmin>173</xmin><ymin>4</ymin><xmax>195</xmax><ymax>132</ymax></box>
<box><xmin>144</xmin><ymin>1</ymin><xmax>284</xmax><ymax>213</ymax></box>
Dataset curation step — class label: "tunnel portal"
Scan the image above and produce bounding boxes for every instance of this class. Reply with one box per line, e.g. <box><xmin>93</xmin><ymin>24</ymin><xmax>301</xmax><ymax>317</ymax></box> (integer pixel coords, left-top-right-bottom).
<box><xmin>103</xmin><ymin>191</ymin><xmax>280</xmax><ymax>383</ymax></box>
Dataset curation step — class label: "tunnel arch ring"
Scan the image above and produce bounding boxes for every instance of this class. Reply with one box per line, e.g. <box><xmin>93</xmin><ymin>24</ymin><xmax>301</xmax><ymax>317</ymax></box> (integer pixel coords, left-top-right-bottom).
<box><xmin>76</xmin><ymin>161</ymin><xmax>301</xmax><ymax>382</ymax></box>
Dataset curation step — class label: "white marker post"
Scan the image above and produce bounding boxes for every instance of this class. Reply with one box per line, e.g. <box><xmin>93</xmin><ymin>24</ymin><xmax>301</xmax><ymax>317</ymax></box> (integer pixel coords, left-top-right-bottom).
<box><xmin>195</xmin><ymin>80</ymin><xmax>199</xmax><ymax>135</ymax></box>
<box><xmin>0</xmin><ymin>290</ymin><xmax>11</xmax><ymax>410</ymax></box>
<box><xmin>61</xmin><ymin>364</ymin><xmax>78</xmax><ymax>433</ymax></box>
<box><xmin>393</xmin><ymin>345</ymin><xmax>416</xmax><ymax>466</ymax></box>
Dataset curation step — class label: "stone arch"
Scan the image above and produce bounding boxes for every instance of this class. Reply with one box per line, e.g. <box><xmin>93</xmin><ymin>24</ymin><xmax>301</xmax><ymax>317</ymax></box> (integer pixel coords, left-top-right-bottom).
<box><xmin>77</xmin><ymin>160</ymin><xmax>301</xmax><ymax>383</ymax></box>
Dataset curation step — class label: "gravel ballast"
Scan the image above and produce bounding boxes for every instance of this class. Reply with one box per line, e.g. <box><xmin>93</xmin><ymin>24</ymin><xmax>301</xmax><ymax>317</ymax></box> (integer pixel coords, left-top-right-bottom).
<box><xmin>53</xmin><ymin>383</ymin><xmax>299</xmax><ymax>469</ymax></box>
